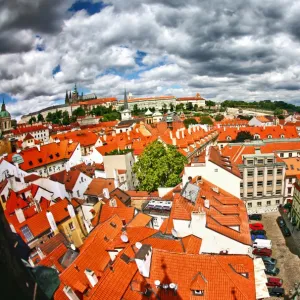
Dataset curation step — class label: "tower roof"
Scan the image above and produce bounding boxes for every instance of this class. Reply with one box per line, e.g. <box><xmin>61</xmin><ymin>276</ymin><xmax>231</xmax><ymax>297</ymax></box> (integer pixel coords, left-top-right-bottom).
<box><xmin>0</xmin><ymin>98</ymin><xmax>10</xmax><ymax>118</ymax></box>
<box><xmin>123</xmin><ymin>88</ymin><xmax>128</xmax><ymax>110</ymax></box>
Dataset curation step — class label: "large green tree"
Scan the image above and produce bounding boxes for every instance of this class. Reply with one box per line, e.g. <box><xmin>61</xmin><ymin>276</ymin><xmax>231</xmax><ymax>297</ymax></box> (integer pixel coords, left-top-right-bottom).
<box><xmin>133</xmin><ymin>141</ymin><xmax>187</xmax><ymax>192</ymax></box>
<box><xmin>200</xmin><ymin>116</ymin><xmax>213</xmax><ymax>125</ymax></box>
<box><xmin>234</xmin><ymin>131</ymin><xmax>254</xmax><ymax>143</ymax></box>
<box><xmin>37</xmin><ymin>113</ymin><xmax>44</xmax><ymax>122</ymax></box>
<box><xmin>183</xmin><ymin>118</ymin><xmax>197</xmax><ymax>128</ymax></box>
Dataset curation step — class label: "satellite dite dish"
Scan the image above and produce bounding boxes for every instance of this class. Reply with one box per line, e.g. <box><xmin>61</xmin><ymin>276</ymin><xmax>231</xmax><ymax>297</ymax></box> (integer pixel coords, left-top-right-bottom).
<box><xmin>171</xmin><ymin>228</ymin><xmax>178</xmax><ymax>238</ymax></box>
<box><xmin>154</xmin><ymin>280</ymin><xmax>161</xmax><ymax>287</ymax></box>
<box><xmin>12</xmin><ymin>154</ymin><xmax>24</xmax><ymax>164</ymax></box>
<box><xmin>169</xmin><ymin>283</ymin><xmax>176</xmax><ymax>289</ymax></box>
<box><xmin>135</xmin><ymin>242</ymin><xmax>142</xmax><ymax>249</ymax></box>
<box><xmin>70</xmin><ymin>244</ymin><xmax>76</xmax><ymax>251</ymax></box>
<box><xmin>121</xmin><ymin>234</ymin><xmax>129</xmax><ymax>243</ymax></box>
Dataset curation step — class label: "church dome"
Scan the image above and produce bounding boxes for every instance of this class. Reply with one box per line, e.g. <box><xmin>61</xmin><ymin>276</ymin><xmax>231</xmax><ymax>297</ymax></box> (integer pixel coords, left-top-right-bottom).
<box><xmin>0</xmin><ymin>110</ymin><xmax>10</xmax><ymax>118</ymax></box>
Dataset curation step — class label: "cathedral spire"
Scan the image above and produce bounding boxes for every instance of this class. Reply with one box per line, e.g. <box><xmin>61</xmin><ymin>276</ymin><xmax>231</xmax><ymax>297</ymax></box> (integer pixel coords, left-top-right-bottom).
<box><xmin>124</xmin><ymin>88</ymin><xmax>128</xmax><ymax>110</ymax></box>
<box><xmin>1</xmin><ymin>98</ymin><xmax>5</xmax><ymax>111</ymax></box>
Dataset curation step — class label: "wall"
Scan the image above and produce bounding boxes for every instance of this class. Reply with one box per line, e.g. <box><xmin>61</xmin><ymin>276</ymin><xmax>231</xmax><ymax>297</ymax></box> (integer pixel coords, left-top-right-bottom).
<box><xmin>183</xmin><ymin>160</ymin><xmax>241</xmax><ymax>198</ymax></box>
<box><xmin>72</xmin><ymin>172</ymin><xmax>92</xmax><ymax>198</ymax></box>
<box><xmin>33</xmin><ymin>178</ymin><xmax>69</xmax><ymax>200</ymax></box>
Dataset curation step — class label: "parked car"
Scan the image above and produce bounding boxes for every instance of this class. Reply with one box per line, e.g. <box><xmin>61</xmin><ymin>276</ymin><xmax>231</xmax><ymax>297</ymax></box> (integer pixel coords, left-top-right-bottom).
<box><xmin>249</xmin><ymin>223</ymin><xmax>264</xmax><ymax>230</ymax></box>
<box><xmin>261</xmin><ymin>256</ymin><xmax>277</xmax><ymax>266</ymax></box>
<box><xmin>251</xmin><ymin>234</ymin><xmax>267</xmax><ymax>241</ymax></box>
<box><xmin>252</xmin><ymin>248</ymin><xmax>272</xmax><ymax>257</ymax></box>
<box><xmin>249</xmin><ymin>214</ymin><xmax>262</xmax><ymax>221</ymax></box>
<box><xmin>266</xmin><ymin>277</ymin><xmax>283</xmax><ymax>287</ymax></box>
<box><xmin>268</xmin><ymin>287</ymin><xmax>284</xmax><ymax>297</ymax></box>
<box><xmin>251</xmin><ymin>230</ymin><xmax>266</xmax><ymax>235</ymax></box>
<box><xmin>277</xmin><ymin>216</ymin><xmax>286</xmax><ymax>228</ymax></box>
<box><xmin>253</xmin><ymin>239</ymin><xmax>272</xmax><ymax>249</ymax></box>
<box><xmin>281</xmin><ymin>226</ymin><xmax>291</xmax><ymax>237</ymax></box>
<box><xmin>265</xmin><ymin>265</ymin><xmax>280</xmax><ymax>276</ymax></box>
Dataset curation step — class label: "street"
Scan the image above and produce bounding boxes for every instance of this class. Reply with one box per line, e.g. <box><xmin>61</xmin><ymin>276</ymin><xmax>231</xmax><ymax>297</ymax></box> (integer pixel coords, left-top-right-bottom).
<box><xmin>257</xmin><ymin>212</ymin><xmax>300</xmax><ymax>299</ymax></box>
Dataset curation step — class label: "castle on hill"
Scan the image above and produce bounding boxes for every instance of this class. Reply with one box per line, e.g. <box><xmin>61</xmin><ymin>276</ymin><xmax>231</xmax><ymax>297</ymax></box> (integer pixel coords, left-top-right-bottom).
<box><xmin>65</xmin><ymin>83</ymin><xmax>97</xmax><ymax>104</ymax></box>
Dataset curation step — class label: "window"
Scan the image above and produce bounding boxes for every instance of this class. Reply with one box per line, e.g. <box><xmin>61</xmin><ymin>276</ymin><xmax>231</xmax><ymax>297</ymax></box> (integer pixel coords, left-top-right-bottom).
<box><xmin>267</xmin><ymin>158</ymin><xmax>273</xmax><ymax>164</ymax></box>
<box><xmin>193</xmin><ymin>290</ymin><xmax>204</xmax><ymax>296</ymax></box>
<box><xmin>247</xmin><ymin>202</ymin><xmax>252</xmax><ymax>208</ymax></box>
<box><xmin>21</xmin><ymin>226</ymin><xmax>34</xmax><ymax>242</ymax></box>
<box><xmin>1</xmin><ymin>195</ymin><xmax>6</xmax><ymax>203</ymax></box>
<box><xmin>289</xmin><ymin>153</ymin><xmax>292</xmax><ymax>157</ymax></box>
<box><xmin>276</xmin><ymin>190</ymin><xmax>281</xmax><ymax>195</ymax></box>
<box><xmin>257</xmin><ymin>159</ymin><xmax>264</xmax><ymax>164</ymax></box>
<box><xmin>288</xmin><ymin>187</ymin><xmax>292</xmax><ymax>194</ymax></box>
<box><xmin>267</xmin><ymin>169</ymin><xmax>273</xmax><ymax>175</ymax></box>
<box><xmin>257</xmin><ymin>192</ymin><xmax>263</xmax><ymax>196</ymax></box>
<box><xmin>257</xmin><ymin>202</ymin><xmax>262</xmax><ymax>207</ymax></box>
<box><xmin>248</xmin><ymin>170</ymin><xmax>254</xmax><ymax>177</ymax></box>
<box><xmin>267</xmin><ymin>181</ymin><xmax>272</xmax><ymax>186</ymax></box>
<box><xmin>276</xmin><ymin>200</ymin><xmax>280</xmax><ymax>204</ymax></box>
<box><xmin>280</xmin><ymin>153</ymin><xmax>284</xmax><ymax>158</ymax></box>
<box><xmin>267</xmin><ymin>201</ymin><xmax>271</xmax><ymax>206</ymax></box>
<box><xmin>240</xmin><ymin>182</ymin><xmax>243</xmax><ymax>188</ymax></box>
<box><xmin>257</xmin><ymin>170</ymin><xmax>263</xmax><ymax>176</ymax></box>
<box><xmin>277</xmin><ymin>169</ymin><xmax>283</xmax><ymax>175</ymax></box>
<box><xmin>240</xmin><ymin>193</ymin><xmax>243</xmax><ymax>198</ymax></box>
<box><xmin>247</xmin><ymin>193</ymin><xmax>253</xmax><ymax>197</ymax></box>
<box><xmin>247</xmin><ymin>182</ymin><xmax>253</xmax><ymax>187</ymax></box>
<box><xmin>68</xmin><ymin>222</ymin><xmax>75</xmax><ymax>231</ymax></box>
<box><xmin>289</xmin><ymin>178</ymin><xmax>293</xmax><ymax>184</ymax></box>
<box><xmin>247</xmin><ymin>160</ymin><xmax>254</xmax><ymax>166</ymax></box>
<box><xmin>257</xmin><ymin>181</ymin><xmax>263</xmax><ymax>187</ymax></box>
<box><xmin>77</xmin><ymin>190</ymin><xmax>80</xmax><ymax>197</ymax></box>
<box><xmin>276</xmin><ymin>180</ymin><xmax>282</xmax><ymax>185</ymax></box>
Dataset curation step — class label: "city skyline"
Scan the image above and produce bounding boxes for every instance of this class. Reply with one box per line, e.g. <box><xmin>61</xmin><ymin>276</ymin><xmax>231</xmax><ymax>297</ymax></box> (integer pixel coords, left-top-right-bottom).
<box><xmin>2</xmin><ymin>0</ymin><xmax>300</xmax><ymax>118</ymax></box>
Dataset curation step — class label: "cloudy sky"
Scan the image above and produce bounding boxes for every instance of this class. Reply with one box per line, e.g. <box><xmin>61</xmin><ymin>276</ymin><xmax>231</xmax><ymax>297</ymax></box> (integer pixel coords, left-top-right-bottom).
<box><xmin>2</xmin><ymin>0</ymin><xmax>300</xmax><ymax>118</ymax></box>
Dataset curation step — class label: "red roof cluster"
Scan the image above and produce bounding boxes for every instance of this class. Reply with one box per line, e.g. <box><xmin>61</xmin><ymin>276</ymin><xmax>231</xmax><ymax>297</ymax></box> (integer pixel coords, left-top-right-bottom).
<box><xmin>12</xmin><ymin>124</ymin><xmax>48</xmax><ymax>135</ymax></box>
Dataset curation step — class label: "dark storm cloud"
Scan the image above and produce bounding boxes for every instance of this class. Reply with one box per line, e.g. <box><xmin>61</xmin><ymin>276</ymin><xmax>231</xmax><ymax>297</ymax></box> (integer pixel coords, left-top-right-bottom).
<box><xmin>0</xmin><ymin>0</ymin><xmax>74</xmax><ymax>53</ymax></box>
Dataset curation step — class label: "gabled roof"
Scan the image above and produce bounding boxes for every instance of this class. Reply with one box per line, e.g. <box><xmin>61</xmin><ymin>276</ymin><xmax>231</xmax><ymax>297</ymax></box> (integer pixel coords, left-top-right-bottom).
<box><xmin>6</xmin><ymin>190</ymin><xmax>29</xmax><ymax>214</ymax></box>
<box><xmin>38</xmin><ymin>233</ymin><xmax>69</xmax><ymax>256</ymax></box>
<box><xmin>5</xmin><ymin>141</ymin><xmax>78</xmax><ymax>171</ymax></box>
<box><xmin>84</xmin><ymin>178</ymin><xmax>115</xmax><ymax>196</ymax></box>
<box><xmin>12</xmin><ymin>124</ymin><xmax>48</xmax><ymax>135</ymax></box>
<box><xmin>23</xmin><ymin>133</ymin><xmax>34</xmax><ymax>141</ymax></box>
<box><xmin>50</xmin><ymin>169</ymin><xmax>81</xmax><ymax>192</ymax></box>
<box><xmin>127</xmin><ymin>213</ymin><xmax>152</xmax><ymax>227</ymax></box>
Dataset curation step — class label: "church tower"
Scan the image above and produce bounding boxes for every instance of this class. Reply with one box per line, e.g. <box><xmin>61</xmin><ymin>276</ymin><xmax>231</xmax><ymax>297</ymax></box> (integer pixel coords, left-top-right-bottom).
<box><xmin>0</xmin><ymin>98</ymin><xmax>12</xmax><ymax>134</ymax></box>
<box><xmin>121</xmin><ymin>89</ymin><xmax>132</xmax><ymax>121</ymax></box>
<box><xmin>71</xmin><ymin>83</ymin><xmax>79</xmax><ymax>103</ymax></box>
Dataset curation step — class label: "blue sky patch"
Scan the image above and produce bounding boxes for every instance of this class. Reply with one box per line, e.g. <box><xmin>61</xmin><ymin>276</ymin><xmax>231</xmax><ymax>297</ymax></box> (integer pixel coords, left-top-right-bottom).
<box><xmin>52</xmin><ymin>65</ymin><xmax>61</xmax><ymax>76</ymax></box>
<box><xmin>135</xmin><ymin>50</ymin><xmax>147</xmax><ymax>67</ymax></box>
<box><xmin>69</xmin><ymin>1</ymin><xmax>107</xmax><ymax>15</ymax></box>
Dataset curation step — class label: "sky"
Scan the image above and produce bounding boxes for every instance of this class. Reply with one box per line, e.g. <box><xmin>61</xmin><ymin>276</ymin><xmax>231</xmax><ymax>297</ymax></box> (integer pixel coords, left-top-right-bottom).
<box><xmin>2</xmin><ymin>0</ymin><xmax>300</xmax><ymax>118</ymax></box>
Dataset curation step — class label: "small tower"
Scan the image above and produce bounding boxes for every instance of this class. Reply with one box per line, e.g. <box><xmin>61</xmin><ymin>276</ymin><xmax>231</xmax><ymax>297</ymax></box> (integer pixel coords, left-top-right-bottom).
<box><xmin>0</xmin><ymin>98</ymin><xmax>12</xmax><ymax>134</ymax></box>
<box><xmin>71</xmin><ymin>83</ymin><xmax>79</xmax><ymax>103</ymax></box>
<box><xmin>121</xmin><ymin>89</ymin><xmax>132</xmax><ymax>121</ymax></box>
<box><xmin>65</xmin><ymin>90</ymin><xmax>69</xmax><ymax>105</ymax></box>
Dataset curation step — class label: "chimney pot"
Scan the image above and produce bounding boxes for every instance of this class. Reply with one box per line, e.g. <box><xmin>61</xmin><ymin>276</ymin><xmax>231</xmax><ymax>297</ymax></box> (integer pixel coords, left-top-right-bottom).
<box><xmin>63</xmin><ymin>286</ymin><xmax>80</xmax><ymax>300</ymax></box>
<box><xmin>84</xmin><ymin>269</ymin><xmax>98</xmax><ymax>287</ymax></box>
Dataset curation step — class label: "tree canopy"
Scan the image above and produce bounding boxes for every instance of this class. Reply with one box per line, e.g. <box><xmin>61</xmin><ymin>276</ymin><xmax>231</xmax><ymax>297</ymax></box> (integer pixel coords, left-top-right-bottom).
<box><xmin>133</xmin><ymin>140</ymin><xmax>187</xmax><ymax>192</ymax></box>
<box><xmin>200</xmin><ymin>116</ymin><xmax>213</xmax><ymax>125</ymax></box>
<box><xmin>183</xmin><ymin>118</ymin><xmax>197</xmax><ymax>128</ymax></box>
<box><xmin>234</xmin><ymin>131</ymin><xmax>254</xmax><ymax>143</ymax></box>
<box><xmin>214</xmin><ymin>114</ymin><xmax>224</xmax><ymax>121</ymax></box>
<box><xmin>206</xmin><ymin>100</ymin><xmax>216</xmax><ymax>108</ymax></box>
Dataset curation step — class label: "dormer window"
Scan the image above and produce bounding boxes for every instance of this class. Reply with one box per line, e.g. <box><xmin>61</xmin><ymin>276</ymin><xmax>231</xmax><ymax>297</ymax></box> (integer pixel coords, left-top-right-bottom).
<box><xmin>193</xmin><ymin>290</ymin><xmax>204</xmax><ymax>296</ymax></box>
<box><xmin>254</xmin><ymin>134</ymin><xmax>260</xmax><ymax>140</ymax></box>
<box><xmin>267</xmin><ymin>135</ymin><xmax>272</xmax><ymax>139</ymax></box>
<box><xmin>226</xmin><ymin>136</ymin><xmax>231</xmax><ymax>141</ymax></box>
<box><xmin>280</xmin><ymin>134</ymin><xmax>285</xmax><ymax>138</ymax></box>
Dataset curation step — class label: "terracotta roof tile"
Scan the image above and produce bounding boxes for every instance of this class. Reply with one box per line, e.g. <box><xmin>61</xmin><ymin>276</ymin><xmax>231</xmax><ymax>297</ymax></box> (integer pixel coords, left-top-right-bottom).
<box><xmin>127</xmin><ymin>213</ymin><xmax>152</xmax><ymax>227</ymax></box>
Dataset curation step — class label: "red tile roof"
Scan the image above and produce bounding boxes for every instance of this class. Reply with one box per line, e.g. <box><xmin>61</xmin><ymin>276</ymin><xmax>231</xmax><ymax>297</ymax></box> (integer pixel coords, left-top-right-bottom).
<box><xmin>84</xmin><ymin>178</ymin><xmax>115</xmax><ymax>196</ymax></box>
<box><xmin>12</xmin><ymin>124</ymin><xmax>48</xmax><ymax>135</ymax></box>
<box><xmin>50</xmin><ymin>169</ymin><xmax>81</xmax><ymax>192</ymax></box>
<box><xmin>5</xmin><ymin>140</ymin><xmax>78</xmax><ymax>171</ymax></box>
<box><xmin>127</xmin><ymin>213</ymin><xmax>152</xmax><ymax>227</ymax></box>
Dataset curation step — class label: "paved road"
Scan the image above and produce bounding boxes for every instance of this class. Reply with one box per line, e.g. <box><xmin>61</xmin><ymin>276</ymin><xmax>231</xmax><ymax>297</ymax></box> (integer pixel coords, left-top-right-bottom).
<box><xmin>259</xmin><ymin>212</ymin><xmax>300</xmax><ymax>299</ymax></box>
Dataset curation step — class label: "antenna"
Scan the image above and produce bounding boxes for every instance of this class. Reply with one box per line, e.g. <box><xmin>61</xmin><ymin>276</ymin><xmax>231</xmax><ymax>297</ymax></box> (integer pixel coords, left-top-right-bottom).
<box><xmin>120</xmin><ymin>234</ymin><xmax>129</xmax><ymax>243</ymax></box>
<box><xmin>154</xmin><ymin>280</ymin><xmax>161</xmax><ymax>287</ymax></box>
<box><xmin>70</xmin><ymin>244</ymin><xmax>76</xmax><ymax>251</ymax></box>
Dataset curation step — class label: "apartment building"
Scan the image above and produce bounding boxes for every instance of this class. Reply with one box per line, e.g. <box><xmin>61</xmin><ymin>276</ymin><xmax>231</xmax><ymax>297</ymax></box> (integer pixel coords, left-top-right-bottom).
<box><xmin>291</xmin><ymin>175</ymin><xmax>300</xmax><ymax>229</ymax></box>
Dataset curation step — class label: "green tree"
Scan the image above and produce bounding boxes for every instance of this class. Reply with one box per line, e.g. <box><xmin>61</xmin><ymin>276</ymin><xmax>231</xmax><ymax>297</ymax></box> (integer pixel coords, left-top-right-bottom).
<box><xmin>37</xmin><ymin>113</ymin><xmax>44</xmax><ymax>122</ymax></box>
<box><xmin>274</xmin><ymin>108</ymin><xmax>283</xmax><ymax>116</ymax></box>
<box><xmin>46</xmin><ymin>112</ymin><xmax>53</xmax><ymax>123</ymax></box>
<box><xmin>62</xmin><ymin>111</ymin><xmax>70</xmax><ymax>125</ymax></box>
<box><xmin>72</xmin><ymin>107</ymin><xmax>85</xmax><ymax>117</ymax></box>
<box><xmin>162</xmin><ymin>103</ymin><xmax>168</xmax><ymax>113</ymax></box>
<box><xmin>133</xmin><ymin>141</ymin><xmax>187</xmax><ymax>192</ymax></box>
<box><xmin>186</xmin><ymin>102</ymin><xmax>193</xmax><ymax>111</ymax></box>
<box><xmin>183</xmin><ymin>118</ymin><xmax>198</xmax><ymax>128</ymax></box>
<box><xmin>194</xmin><ymin>104</ymin><xmax>198</xmax><ymax>111</ymax></box>
<box><xmin>169</xmin><ymin>103</ymin><xmax>174</xmax><ymax>112</ymax></box>
<box><xmin>214</xmin><ymin>114</ymin><xmax>224</xmax><ymax>122</ymax></box>
<box><xmin>176</xmin><ymin>103</ymin><xmax>184</xmax><ymax>111</ymax></box>
<box><xmin>206</xmin><ymin>100</ymin><xmax>216</xmax><ymax>109</ymax></box>
<box><xmin>200</xmin><ymin>116</ymin><xmax>213</xmax><ymax>125</ymax></box>
<box><xmin>28</xmin><ymin>116</ymin><xmax>36</xmax><ymax>125</ymax></box>
<box><xmin>234</xmin><ymin>131</ymin><xmax>254</xmax><ymax>143</ymax></box>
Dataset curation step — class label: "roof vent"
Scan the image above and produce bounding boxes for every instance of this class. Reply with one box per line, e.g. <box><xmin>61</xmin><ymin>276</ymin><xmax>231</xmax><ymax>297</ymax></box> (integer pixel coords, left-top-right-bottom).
<box><xmin>135</xmin><ymin>242</ymin><xmax>142</xmax><ymax>249</ymax></box>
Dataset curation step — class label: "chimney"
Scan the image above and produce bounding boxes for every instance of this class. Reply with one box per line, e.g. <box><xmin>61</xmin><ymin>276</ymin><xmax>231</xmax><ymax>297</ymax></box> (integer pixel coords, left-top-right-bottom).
<box><xmin>103</xmin><ymin>134</ymin><xmax>107</xmax><ymax>141</ymax></box>
<box><xmin>193</xmin><ymin>126</ymin><xmax>196</xmax><ymax>132</ymax></box>
<box><xmin>172</xmin><ymin>137</ymin><xmax>177</xmax><ymax>146</ymax></box>
<box><xmin>223</xmin><ymin>127</ymin><xmax>226</xmax><ymax>131</ymax></box>
<box><xmin>170</xmin><ymin>131</ymin><xmax>173</xmax><ymax>139</ymax></box>
<box><xmin>188</xmin><ymin>127</ymin><xmax>192</xmax><ymax>134</ymax></box>
<box><xmin>84</xmin><ymin>269</ymin><xmax>98</xmax><ymax>287</ymax></box>
<box><xmin>255</xmin><ymin>147</ymin><xmax>261</xmax><ymax>154</ymax></box>
<box><xmin>67</xmin><ymin>204</ymin><xmax>76</xmax><ymax>218</ymax></box>
<box><xmin>37</xmin><ymin>247</ymin><xmax>45</xmax><ymax>260</ymax></box>
<box><xmin>69</xmin><ymin>139</ymin><xmax>73</xmax><ymax>144</ymax></box>
<box><xmin>15</xmin><ymin>208</ymin><xmax>25</xmax><ymax>223</ymax></box>
<box><xmin>176</xmin><ymin>130</ymin><xmax>180</xmax><ymax>139</ymax></box>
<box><xmin>103</xmin><ymin>188</ymin><xmax>109</xmax><ymax>198</ymax></box>
<box><xmin>204</xmin><ymin>199</ymin><xmax>210</xmax><ymax>209</ymax></box>
<box><xmin>63</xmin><ymin>286</ymin><xmax>80</xmax><ymax>300</ymax></box>
<box><xmin>46</xmin><ymin>211</ymin><xmax>58</xmax><ymax>234</ymax></box>
<box><xmin>181</xmin><ymin>130</ymin><xmax>184</xmax><ymax>139</ymax></box>
<box><xmin>36</xmin><ymin>145</ymin><xmax>41</xmax><ymax>151</ymax></box>
<box><xmin>109</xmin><ymin>198</ymin><xmax>117</xmax><ymax>207</ymax></box>
<box><xmin>112</xmin><ymin>131</ymin><xmax>116</xmax><ymax>137</ymax></box>
<box><xmin>191</xmin><ymin>209</ymin><xmax>206</xmax><ymax>238</ymax></box>
<box><xmin>134</xmin><ymin>244</ymin><xmax>153</xmax><ymax>278</ymax></box>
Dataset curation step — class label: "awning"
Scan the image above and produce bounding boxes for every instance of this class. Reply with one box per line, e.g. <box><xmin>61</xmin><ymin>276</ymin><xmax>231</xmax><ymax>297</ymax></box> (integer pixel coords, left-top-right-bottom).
<box><xmin>254</xmin><ymin>258</ymin><xmax>269</xmax><ymax>299</ymax></box>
